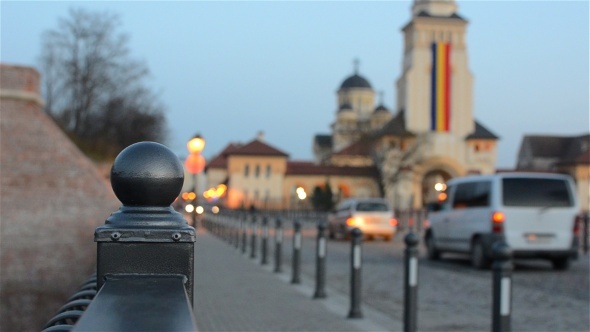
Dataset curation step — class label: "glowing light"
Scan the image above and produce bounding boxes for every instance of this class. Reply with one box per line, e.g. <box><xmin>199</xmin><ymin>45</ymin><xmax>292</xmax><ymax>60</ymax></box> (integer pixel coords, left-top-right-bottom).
<box><xmin>437</xmin><ymin>193</ymin><xmax>447</xmax><ymax>201</ymax></box>
<box><xmin>187</xmin><ymin>134</ymin><xmax>206</xmax><ymax>154</ymax></box>
<box><xmin>185</xmin><ymin>204</ymin><xmax>195</xmax><ymax>213</ymax></box>
<box><xmin>296</xmin><ymin>187</ymin><xmax>307</xmax><ymax>200</ymax></box>
<box><xmin>196</xmin><ymin>206</ymin><xmax>204</xmax><ymax>215</ymax></box>
<box><xmin>212</xmin><ymin>206</ymin><xmax>220</xmax><ymax>214</ymax></box>
<box><xmin>434</xmin><ymin>183</ymin><xmax>447</xmax><ymax>191</ymax></box>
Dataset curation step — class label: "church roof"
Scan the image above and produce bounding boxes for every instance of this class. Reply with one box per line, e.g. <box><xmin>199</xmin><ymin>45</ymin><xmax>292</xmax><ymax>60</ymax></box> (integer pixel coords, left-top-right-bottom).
<box><xmin>374</xmin><ymin>104</ymin><xmax>390</xmax><ymax>113</ymax></box>
<box><xmin>314</xmin><ymin>134</ymin><xmax>332</xmax><ymax>149</ymax></box>
<box><xmin>333</xmin><ymin>136</ymin><xmax>373</xmax><ymax>157</ymax></box>
<box><xmin>205</xmin><ymin>143</ymin><xmax>242</xmax><ymax>170</ymax></box>
<box><xmin>466</xmin><ymin>121</ymin><xmax>499</xmax><ymax>140</ymax></box>
<box><xmin>373</xmin><ymin>110</ymin><xmax>415</xmax><ymax>138</ymax></box>
<box><xmin>416</xmin><ymin>10</ymin><xmax>467</xmax><ymax>21</ymax></box>
<box><xmin>227</xmin><ymin>139</ymin><xmax>289</xmax><ymax>157</ymax></box>
<box><xmin>339</xmin><ymin>74</ymin><xmax>372</xmax><ymax>89</ymax></box>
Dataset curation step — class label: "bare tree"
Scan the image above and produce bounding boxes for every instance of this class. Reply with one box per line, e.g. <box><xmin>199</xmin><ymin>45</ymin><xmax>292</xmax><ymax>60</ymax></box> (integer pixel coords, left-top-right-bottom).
<box><xmin>39</xmin><ymin>8</ymin><xmax>167</xmax><ymax>160</ymax></box>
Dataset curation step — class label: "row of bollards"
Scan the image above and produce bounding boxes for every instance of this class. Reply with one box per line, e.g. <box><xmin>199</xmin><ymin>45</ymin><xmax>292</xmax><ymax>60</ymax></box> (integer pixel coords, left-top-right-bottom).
<box><xmin>204</xmin><ymin>213</ymin><xmax>514</xmax><ymax>331</ymax></box>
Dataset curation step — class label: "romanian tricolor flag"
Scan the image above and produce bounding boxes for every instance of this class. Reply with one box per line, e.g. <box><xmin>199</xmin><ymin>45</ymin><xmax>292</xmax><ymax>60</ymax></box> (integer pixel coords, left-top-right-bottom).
<box><xmin>431</xmin><ymin>42</ymin><xmax>451</xmax><ymax>132</ymax></box>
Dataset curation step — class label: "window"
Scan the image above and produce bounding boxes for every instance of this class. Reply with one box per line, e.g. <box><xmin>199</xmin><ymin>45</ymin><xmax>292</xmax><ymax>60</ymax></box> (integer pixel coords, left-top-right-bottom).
<box><xmin>356</xmin><ymin>202</ymin><xmax>388</xmax><ymax>212</ymax></box>
<box><xmin>266</xmin><ymin>165</ymin><xmax>271</xmax><ymax>178</ymax></box>
<box><xmin>453</xmin><ymin>181</ymin><xmax>491</xmax><ymax>208</ymax></box>
<box><xmin>244</xmin><ymin>164</ymin><xmax>249</xmax><ymax>177</ymax></box>
<box><xmin>502</xmin><ymin>178</ymin><xmax>573</xmax><ymax>207</ymax></box>
<box><xmin>255</xmin><ymin>165</ymin><xmax>260</xmax><ymax>178</ymax></box>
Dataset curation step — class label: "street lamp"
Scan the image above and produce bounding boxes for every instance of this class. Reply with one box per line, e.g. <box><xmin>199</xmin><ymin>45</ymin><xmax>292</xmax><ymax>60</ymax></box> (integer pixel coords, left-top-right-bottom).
<box><xmin>185</xmin><ymin>134</ymin><xmax>206</xmax><ymax>227</ymax></box>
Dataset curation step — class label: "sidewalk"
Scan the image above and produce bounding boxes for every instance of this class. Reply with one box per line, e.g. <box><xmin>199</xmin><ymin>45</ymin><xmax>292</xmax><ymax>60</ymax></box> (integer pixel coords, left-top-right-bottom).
<box><xmin>193</xmin><ymin>228</ymin><xmax>402</xmax><ymax>331</ymax></box>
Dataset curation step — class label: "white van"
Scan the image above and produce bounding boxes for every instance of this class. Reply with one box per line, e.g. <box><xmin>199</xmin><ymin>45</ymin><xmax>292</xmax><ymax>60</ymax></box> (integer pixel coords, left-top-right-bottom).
<box><xmin>425</xmin><ymin>172</ymin><xmax>580</xmax><ymax>270</ymax></box>
<box><xmin>328</xmin><ymin>198</ymin><xmax>397</xmax><ymax>241</ymax></box>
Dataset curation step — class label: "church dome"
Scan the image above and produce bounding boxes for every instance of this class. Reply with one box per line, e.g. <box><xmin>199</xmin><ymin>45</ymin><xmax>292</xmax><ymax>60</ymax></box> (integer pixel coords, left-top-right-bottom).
<box><xmin>339</xmin><ymin>74</ymin><xmax>372</xmax><ymax>89</ymax></box>
<box><xmin>374</xmin><ymin>104</ymin><xmax>390</xmax><ymax>113</ymax></box>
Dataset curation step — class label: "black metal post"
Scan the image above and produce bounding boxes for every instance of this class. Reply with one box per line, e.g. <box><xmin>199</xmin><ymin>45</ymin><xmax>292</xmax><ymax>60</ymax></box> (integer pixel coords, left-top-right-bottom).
<box><xmin>261</xmin><ymin>217</ymin><xmax>269</xmax><ymax>265</ymax></box>
<box><xmin>192</xmin><ymin>173</ymin><xmax>197</xmax><ymax>228</ymax></box>
<box><xmin>235</xmin><ymin>213</ymin><xmax>240</xmax><ymax>250</ymax></box>
<box><xmin>274</xmin><ymin>218</ymin><xmax>283</xmax><ymax>273</ymax></box>
<box><xmin>404</xmin><ymin>232</ymin><xmax>419</xmax><ymax>332</ymax></box>
<box><xmin>492</xmin><ymin>241</ymin><xmax>513</xmax><ymax>332</ymax></box>
<box><xmin>583</xmin><ymin>212</ymin><xmax>589</xmax><ymax>255</ymax></box>
<box><xmin>291</xmin><ymin>219</ymin><xmax>302</xmax><ymax>284</ymax></box>
<box><xmin>348</xmin><ymin>228</ymin><xmax>363</xmax><ymax>319</ymax></box>
<box><xmin>241</xmin><ymin>214</ymin><xmax>247</xmax><ymax>254</ymax></box>
<box><xmin>250</xmin><ymin>215</ymin><xmax>258</xmax><ymax>259</ymax></box>
<box><xmin>94</xmin><ymin>142</ymin><xmax>196</xmax><ymax>303</ymax></box>
<box><xmin>313</xmin><ymin>222</ymin><xmax>327</xmax><ymax>299</ymax></box>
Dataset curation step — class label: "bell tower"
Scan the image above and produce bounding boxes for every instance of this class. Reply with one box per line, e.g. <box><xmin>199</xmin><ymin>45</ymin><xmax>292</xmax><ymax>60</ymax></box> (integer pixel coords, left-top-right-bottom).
<box><xmin>396</xmin><ymin>0</ymin><xmax>474</xmax><ymax>137</ymax></box>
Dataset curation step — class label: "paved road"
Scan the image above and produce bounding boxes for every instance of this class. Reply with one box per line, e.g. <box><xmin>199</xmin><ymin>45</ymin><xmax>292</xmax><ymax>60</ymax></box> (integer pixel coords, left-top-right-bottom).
<box><xmin>206</xmin><ymin>214</ymin><xmax>590</xmax><ymax>331</ymax></box>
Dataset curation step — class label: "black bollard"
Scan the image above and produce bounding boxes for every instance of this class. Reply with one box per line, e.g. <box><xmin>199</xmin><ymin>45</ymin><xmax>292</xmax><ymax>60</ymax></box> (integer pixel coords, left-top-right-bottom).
<box><xmin>584</xmin><ymin>212</ymin><xmax>589</xmax><ymax>255</ymax></box>
<box><xmin>241</xmin><ymin>214</ymin><xmax>248</xmax><ymax>254</ymax></box>
<box><xmin>234</xmin><ymin>214</ymin><xmax>240</xmax><ymax>250</ymax></box>
<box><xmin>274</xmin><ymin>218</ymin><xmax>283</xmax><ymax>273</ymax></box>
<box><xmin>492</xmin><ymin>241</ymin><xmax>513</xmax><ymax>332</ymax></box>
<box><xmin>347</xmin><ymin>228</ymin><xmax>363</xmax><ymax>319</ymax></box>
<box><xmin>404</xmin><ymin>232</ymin><xmax>419</xmax><ymax>332</ymax></box>
<box><xmin>250</xmin><ymin>215</ymin><xmax>258</xmax><ymax>259</ymax></box>
<box><xmin>313</xmin><ymin>222</ymin><xmax>327</xmax><ymax>299</ymax></box>
<box><xmin>261</xmin><ymin>217</ymin><xmax>269</xmax><ymax>265</ymax></box>
<box><xmin>291</xmin><ymin>219</ymin><xmax>302</xmax><ymax>284</ymax></box>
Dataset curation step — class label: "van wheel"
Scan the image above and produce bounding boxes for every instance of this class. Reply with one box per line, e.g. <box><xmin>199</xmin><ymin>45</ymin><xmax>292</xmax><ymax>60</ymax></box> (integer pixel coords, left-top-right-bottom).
<box><xmin>551</xmin><ymin>257</ymin><xmax>570</xmax><ymax>271</ymax></box>
<box><xmin>426</xmin><ymin>235</ymin><xmax>440</xmax><ymax>260</ymax></box>
<box><xmin>470</xmin><ymin>239</ymin><xmax>490</xmax><ymax>269</ymax></box>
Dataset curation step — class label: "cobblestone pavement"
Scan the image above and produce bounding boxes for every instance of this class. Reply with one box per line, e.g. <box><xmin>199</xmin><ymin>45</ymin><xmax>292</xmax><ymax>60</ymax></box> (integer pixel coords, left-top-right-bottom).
<box><xmin>205</xmin><ymin>215</ymin><xmax>589</xmax><ymax>332</ymax></box>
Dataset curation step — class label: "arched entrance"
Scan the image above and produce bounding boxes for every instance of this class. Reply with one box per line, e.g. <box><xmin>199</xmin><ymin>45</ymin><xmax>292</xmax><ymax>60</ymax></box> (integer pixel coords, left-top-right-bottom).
<box><xmin>413</xmin><ymin>157</ymin><xmax>466</xmax><ymax>208</ymax></box>
<box><xmin>421</xmin><ymin>170</ymin><xmax>452</xmax><ymax>205</ymax></box>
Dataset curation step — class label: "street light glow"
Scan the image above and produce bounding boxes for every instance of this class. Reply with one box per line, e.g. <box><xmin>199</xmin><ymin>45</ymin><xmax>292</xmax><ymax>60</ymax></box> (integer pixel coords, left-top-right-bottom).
<box><xmin>187</xmin><ymin>134</ymin><xmax>206</xmax><ymax>154</ymax></box>
<box><xmin>296</xmin><ymin>187</ymin><xmax>307</xmax><ymax>200</ymax></box>
<box><xmin>185</xmin><ymin>204</ymin><xmax>195</xmax><ymax>213</ymax></box>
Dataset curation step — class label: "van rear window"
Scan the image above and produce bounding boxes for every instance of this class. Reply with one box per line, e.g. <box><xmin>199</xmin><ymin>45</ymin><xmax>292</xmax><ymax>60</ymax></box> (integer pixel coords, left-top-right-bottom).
<box><xmin>356</xmin><ymin>202</ymin><xmax>389</xmax><ymax>212</ymax></box>
<box><xmin>502</xmin><ymin>178</ymin><xmax>573</xmax><ymax>207</ymax></box>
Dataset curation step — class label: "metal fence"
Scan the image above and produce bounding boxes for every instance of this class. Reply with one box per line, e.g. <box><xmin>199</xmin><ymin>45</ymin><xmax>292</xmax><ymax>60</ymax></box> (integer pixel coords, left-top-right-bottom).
<box><xmin>42</xmin><ymin>142</ymin><xmax>197</xmax><ymax>331</ymax></box>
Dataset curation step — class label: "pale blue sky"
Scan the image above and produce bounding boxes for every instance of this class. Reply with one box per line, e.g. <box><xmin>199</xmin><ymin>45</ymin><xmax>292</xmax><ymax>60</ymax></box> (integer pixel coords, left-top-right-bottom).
<box><xmin>2</xmin><ymin>1</ymin><xmax>588</xmax><ymax>168</ymax></box>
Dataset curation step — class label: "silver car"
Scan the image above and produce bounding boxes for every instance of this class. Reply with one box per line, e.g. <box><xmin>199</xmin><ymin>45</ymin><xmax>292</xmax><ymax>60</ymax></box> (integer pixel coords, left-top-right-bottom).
<box><xmin>328</xmin><ymin>198</ymin><xmax>397</xmax><ymax>241</ymax></box>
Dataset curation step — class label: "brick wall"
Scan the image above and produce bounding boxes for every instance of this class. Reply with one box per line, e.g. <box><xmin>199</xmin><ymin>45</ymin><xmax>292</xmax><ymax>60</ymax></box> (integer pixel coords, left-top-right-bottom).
<box><xmin>0</xmin><ymin>64</ymin><xmax>120</xmax><ymax>331</ymax></box>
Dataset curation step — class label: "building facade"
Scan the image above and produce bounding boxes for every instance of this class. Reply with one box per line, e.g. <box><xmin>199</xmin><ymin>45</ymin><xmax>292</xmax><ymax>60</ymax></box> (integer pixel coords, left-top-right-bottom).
<box><xmin>517</xmin><ymin>135</ymin><xmax>590</xmax><ymax>211</ymax></box>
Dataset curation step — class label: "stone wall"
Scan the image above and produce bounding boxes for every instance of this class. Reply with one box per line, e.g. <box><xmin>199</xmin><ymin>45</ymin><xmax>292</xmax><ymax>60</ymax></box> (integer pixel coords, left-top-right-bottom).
<box><xmin>0</xmin><ymin>64</ymin><xmax>120</xmax><ymax>331</ymax></box>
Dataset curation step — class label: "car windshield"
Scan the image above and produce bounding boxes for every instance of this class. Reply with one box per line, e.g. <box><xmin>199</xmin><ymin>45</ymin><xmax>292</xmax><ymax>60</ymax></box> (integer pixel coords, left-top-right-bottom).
<box><xmin>502</xmin><ymin>178</ymin><xmax>573</xmax><ymax>207</ymax></box>
<box><xmin>356</xmin><ymin>202</ymin><xmax>389</xmax><ymax>212</ymax></box>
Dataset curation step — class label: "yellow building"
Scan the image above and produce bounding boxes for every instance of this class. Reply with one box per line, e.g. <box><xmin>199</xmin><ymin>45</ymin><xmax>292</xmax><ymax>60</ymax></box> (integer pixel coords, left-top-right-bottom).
<box><xmin>205</xmin><ymin>134</ymin><xmax>381</xmax><ymax>210</ymax></box>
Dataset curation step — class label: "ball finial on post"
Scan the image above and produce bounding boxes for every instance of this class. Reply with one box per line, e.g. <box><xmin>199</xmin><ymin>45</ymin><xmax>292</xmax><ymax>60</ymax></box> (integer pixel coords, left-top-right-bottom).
<box><xmin>110</xmin><ymin>141</ymin><xmax>184</xmax><ymax>207</ymax></box>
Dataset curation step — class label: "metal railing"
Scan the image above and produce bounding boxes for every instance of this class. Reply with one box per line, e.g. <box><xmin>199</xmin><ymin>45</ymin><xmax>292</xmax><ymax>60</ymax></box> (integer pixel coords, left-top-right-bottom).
<box><xmin>43</xmin><ymin>142</ymin><xmax>197</xmax><ymax>331</ymax></box>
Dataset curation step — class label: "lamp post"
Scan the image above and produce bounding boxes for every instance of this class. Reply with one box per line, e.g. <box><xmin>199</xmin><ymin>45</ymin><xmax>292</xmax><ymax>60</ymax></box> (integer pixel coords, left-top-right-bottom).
<box><xmin>185</xmin><ymin>134</ymin><xmax>206</xmax><ymax>227</ymax></box>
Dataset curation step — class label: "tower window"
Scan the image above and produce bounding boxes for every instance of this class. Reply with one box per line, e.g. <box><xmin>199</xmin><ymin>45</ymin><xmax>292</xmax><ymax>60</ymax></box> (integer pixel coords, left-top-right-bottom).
<box><xmin>266</xmin><ymin>165</ymin><xmax>271</xmax><ymax>178</ymax></box>
<box><xmin>244</xmin><ymin>164</ymin><xmax>250</xmax><ymax>177</ymax></box>
<box><xmin>255</xmin><ymin>165</ymin><xmax>260</xmax><ymax>178</ymax></box>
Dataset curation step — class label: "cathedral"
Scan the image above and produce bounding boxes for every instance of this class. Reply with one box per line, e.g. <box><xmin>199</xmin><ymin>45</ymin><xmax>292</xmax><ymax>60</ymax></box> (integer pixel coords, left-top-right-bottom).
<box><xmin>206</xmin><ymin>0</ymin><xmax>499</xmax><ymax>210</ymax></box>
<box><xmin>313</xmin><ymin>0</ymin><xmax>498</xmax><ymax>209</ymax></box>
